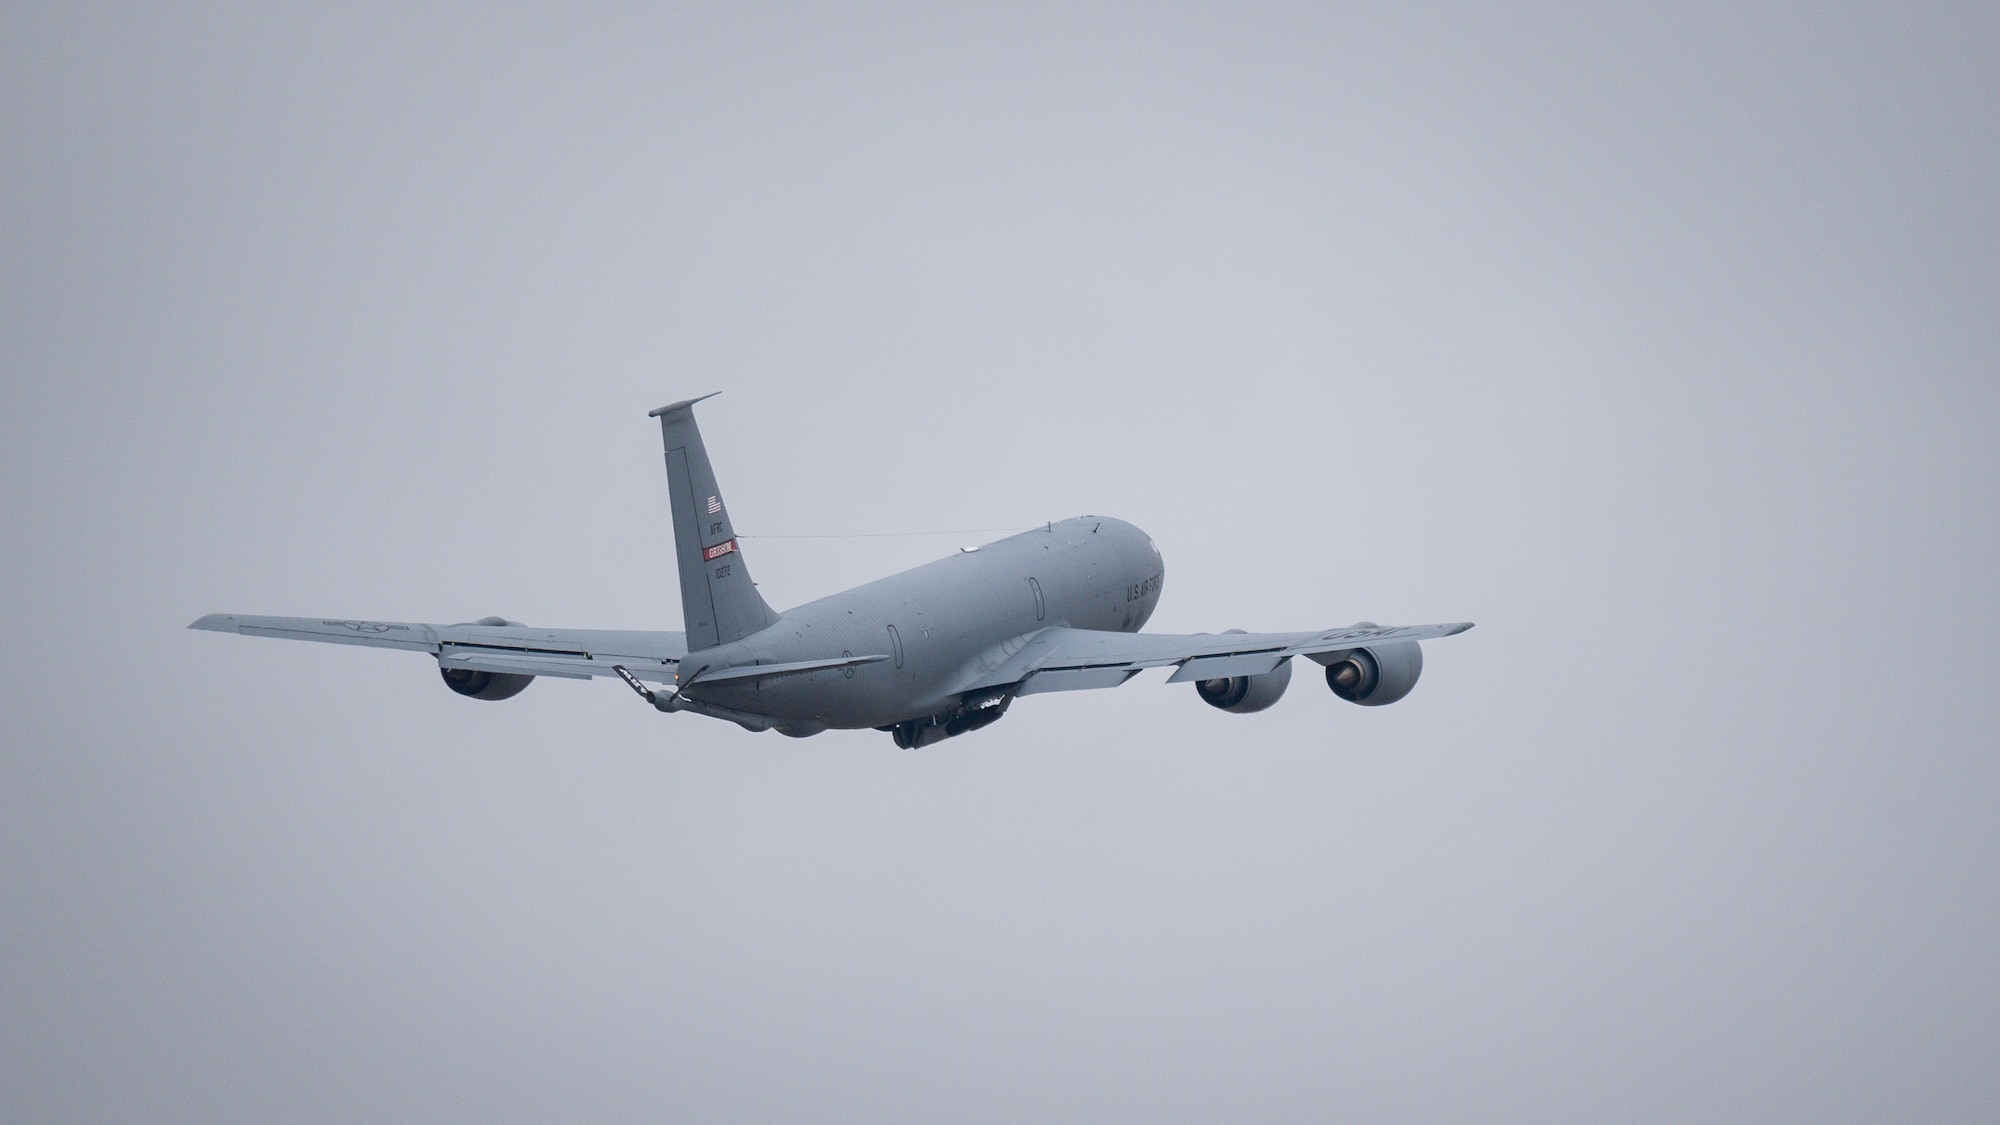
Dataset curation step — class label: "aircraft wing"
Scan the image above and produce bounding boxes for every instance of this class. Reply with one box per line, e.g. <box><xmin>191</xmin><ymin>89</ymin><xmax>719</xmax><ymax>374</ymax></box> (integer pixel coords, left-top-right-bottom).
<box><xmin>189</xmin><ymin>614</ymin><xmax>689</xmax><ymax>684</ymax></box>
<box><xmin>958</xmin><ymin>621</ymin><xmax>1474</xmax><ymax>696</ymax></box>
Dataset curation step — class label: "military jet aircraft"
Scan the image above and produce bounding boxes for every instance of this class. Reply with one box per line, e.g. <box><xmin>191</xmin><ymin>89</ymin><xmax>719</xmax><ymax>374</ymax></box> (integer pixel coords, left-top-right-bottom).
<box><xmin>192</xmin><ymin>396</ymin><xmax>1472</xmax><ymax>746</ymax></box>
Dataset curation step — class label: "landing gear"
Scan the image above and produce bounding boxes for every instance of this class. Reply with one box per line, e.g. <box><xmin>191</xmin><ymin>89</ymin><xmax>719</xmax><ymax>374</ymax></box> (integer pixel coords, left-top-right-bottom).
<box><xmin>890</xmin><ymin>720</ymin><xmax>939</xmax><ymax>749</ymax></box>
<box><xmin>888</xmin><ymin>693</ymin><xmax>1012</xmax><ymax>748</ymax></box>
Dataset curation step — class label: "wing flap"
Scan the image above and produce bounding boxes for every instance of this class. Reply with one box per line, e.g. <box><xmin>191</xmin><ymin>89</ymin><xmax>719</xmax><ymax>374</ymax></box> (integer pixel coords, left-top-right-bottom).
<box><xmin>437</xmin><ymin>649</ymin><xmax>600</xmax><ymax>681</ymax></box>
<box><xmin>1017</xmin><ymin>666</ymin><xmax>1142</xmax><ymax>695</ymax></box>
<box><xmin>1288</xmin><ymin>622</ymin><xmax>1475</xmax><ymax>660</ymax></box>
<box><xmin>1166</xmin><ymin>651</ymin><xmax>1289</xmax><ymax>683</ymax></box>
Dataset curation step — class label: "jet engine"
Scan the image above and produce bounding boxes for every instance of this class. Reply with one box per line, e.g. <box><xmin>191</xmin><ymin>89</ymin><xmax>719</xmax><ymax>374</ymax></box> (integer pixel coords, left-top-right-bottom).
<box><xmin>1195</xmin><ymin>658</ymin><xmax>1293</xmax><ymax>713</ymax></box>
<box><xmin>437</xmin><ymin>616</ymin><xmax>535</xmax><ymax>700</ymax></box>
<box><xmin>1322</xmin><ymin>641</ymin><xmax>1422</xmax><ymax>706</ymax></box>
<box><xmin>439</xmin><ymin>666</ymin><xmax>535</xmax><ymax>701</ymax></box>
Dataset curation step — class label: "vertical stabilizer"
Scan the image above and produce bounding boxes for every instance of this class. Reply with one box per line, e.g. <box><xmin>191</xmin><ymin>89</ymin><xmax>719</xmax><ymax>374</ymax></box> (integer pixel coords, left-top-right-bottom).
<box><xmin>650</xmin><ymin>396</ymin><xmax>777</xmax><ymax>651</ymax></box>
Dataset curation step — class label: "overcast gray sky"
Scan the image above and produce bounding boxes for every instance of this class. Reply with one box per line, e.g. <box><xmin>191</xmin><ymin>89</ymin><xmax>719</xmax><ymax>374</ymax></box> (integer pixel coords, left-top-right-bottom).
<box><xmin>3</xmin><ymin>3</ymin><xmax>1996</xmax><ymax>1122</ymax></box>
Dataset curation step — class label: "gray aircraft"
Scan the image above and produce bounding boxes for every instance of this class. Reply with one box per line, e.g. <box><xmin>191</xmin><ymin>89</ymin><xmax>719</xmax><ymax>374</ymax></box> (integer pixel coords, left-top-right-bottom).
<box><xmin>192</xmin><ymin>396</ymin><xmax>1472</xmax><ymax>746</ymax></box>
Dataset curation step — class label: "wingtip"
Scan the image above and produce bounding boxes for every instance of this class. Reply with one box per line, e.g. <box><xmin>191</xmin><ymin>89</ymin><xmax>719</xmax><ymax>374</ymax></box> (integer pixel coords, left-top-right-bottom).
<box><xmin>648</xmin><ymin>391</ymin><xmax>721</xmax><ymax>418</ymax></box>
<box><xmin>188</xmin><ymin>613</ymin><xmax>235</xmax><ymax>632</ymax></box>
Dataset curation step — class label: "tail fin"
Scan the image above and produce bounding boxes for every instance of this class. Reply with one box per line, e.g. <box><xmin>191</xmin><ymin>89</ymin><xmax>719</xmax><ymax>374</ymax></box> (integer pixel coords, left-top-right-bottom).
<box><xmin>651</xmin><ymin>395</ymin><xmax>777</xmax><ymax>651</ymax></box>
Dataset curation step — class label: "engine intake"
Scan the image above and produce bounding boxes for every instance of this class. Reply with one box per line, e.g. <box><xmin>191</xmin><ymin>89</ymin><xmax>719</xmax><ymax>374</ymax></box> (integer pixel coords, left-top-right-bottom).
<box><xmin>440</xmin><ymin>666</ymin><xmax>535</xmax><ymax>701</ymax></box>
<box><xmin>1323</xmin><ymin>641</ymin><xmax>1422</xmax><ymax>706</ymax></box>
<box><xmin>1195</xmin><ymin>659</ymin><xmax>1293</xmax><ymax>713</ymax></box>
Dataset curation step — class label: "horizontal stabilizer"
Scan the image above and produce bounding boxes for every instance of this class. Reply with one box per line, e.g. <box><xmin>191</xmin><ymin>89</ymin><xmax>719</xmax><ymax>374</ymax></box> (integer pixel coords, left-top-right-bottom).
<box><xmin>692</xmin><ymin>654</ymin><xmax>890</xmax><ymax>685</ymax></box>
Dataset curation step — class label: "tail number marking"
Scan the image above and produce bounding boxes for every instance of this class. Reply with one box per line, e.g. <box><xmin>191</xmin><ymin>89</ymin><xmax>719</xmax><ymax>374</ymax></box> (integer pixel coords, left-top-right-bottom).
<box><xmin>703</xmin><ymin>539</ymin><xmax>738</xmax><ymax>562</ymax></box>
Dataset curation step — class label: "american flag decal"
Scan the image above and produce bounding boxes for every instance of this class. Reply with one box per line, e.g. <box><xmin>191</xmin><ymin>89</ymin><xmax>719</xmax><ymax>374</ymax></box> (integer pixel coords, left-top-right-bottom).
<box><xmin>702</xmin><ymin>538</ymin><xmax>737</xmax><ymax>562</ymax></box>
<box><xmin>706</xmin><ymin>495</ymin><xmax>721</xmax><ymax>515</ymax></box>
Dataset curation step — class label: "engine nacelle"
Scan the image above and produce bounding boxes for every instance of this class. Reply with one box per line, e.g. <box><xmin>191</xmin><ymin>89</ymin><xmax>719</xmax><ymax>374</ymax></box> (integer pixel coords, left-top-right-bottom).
<box><xmin>1195</xmin><ymin>658</ymin><xmax>1294</xmax><ymax>713</ymax></box>
<box><xmin>1322</xmin><ymin>641</ymin><xmax>1422</xmax><ymax>706</ymax></box>
<box><xmin>440</xmin><ymin>666</ymin><xmax>535</xmax><ymax>701</ymax></box>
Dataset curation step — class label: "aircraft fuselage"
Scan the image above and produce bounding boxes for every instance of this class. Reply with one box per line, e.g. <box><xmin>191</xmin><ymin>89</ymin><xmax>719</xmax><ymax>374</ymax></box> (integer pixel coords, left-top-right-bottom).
<box><xmin>685</xmin><ymin>516</ymin><xmax>1163</xmax><ymax>730</ymax></box>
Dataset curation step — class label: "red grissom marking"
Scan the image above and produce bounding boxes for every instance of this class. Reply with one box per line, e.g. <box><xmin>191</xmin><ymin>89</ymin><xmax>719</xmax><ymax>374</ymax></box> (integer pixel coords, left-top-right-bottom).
<box><xmin>703</xmin><ymin>539</ymin><xmax>738</xmax><ymax>562</ymax></box>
